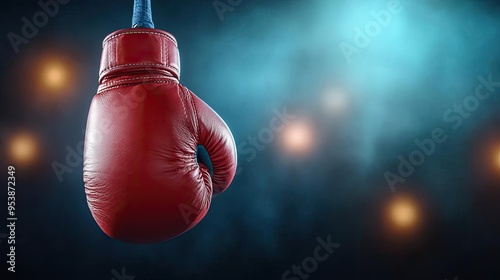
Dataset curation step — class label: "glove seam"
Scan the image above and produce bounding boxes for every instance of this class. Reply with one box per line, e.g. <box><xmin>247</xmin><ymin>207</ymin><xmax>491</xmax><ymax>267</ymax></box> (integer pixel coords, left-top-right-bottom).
<box><xmin>97</xmin><ymin>80</ymin><xmax>176</xmax><ymax>94</ymax></box>
<box><xmin>176</xmin><ymin>86</ymin><xmax>190</xmax><ymax>133</ymax></box>
<box><xmin>178</xmin><ymin>87</ymin><xmax>199</xmax><ymax>140</ymax></box>
<box><xmin>101</xmin><ymin>76</ymin><xmax>174</xmax><ymax>88</ymax></box>
<box><xmin>100</xmin><ymin>63</ymin><xmax>180</xmax><ymax>76</ymax></box>
<box><xmin>161</xmin><ymin>38</ymin><xmax>164</xmax><ymax>66</ymax></box>
<box><xmin>101</xmin><ymin>76</ymin><xmax>170</xmax><ymax>86</ymax></box>
<box><xmin>103</xmin><ymin>31</ymin><xmax>177</xmax><ymax>46</ymax></box>
<box><xmin>177</xmin><ymin>87</ymin><xmax>200</xmax><ymax>166</ymax></box>
<box><xmin>185</xmin><ymin>91</ymin><xmax>200</xmax><ymax>140</ymax></box>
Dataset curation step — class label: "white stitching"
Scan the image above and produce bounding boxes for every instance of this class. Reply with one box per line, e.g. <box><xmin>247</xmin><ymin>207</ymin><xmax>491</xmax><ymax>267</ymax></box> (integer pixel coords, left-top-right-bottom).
<box><xmin>185</xmin><ymin>90</ymin><xmax>199</xmax><ymax>140</ymax></box>
<box><xmin>166</xmin><ymin>40</ymin><xmax>169</xmax><ymax>67</ymax></box>
<box><xmin>107</xmin><ymin>40</ymin><xmax>111</xmax><ymax>70</ymax></box>
<box><xmin>113</xmin><ymin>39</ymin><xmax>117</xmax><ymax>71</ymax></box>
<box><xmin>101</xmin><ymin>76</ymin><xmax>168</xmax><ymax>86</ymax></box>
<box><xmin>97</xmin><ymin>79</ymin><xmax>176</xmax><ymax>94</ymax></box>
<box><xmin>104</xmin><ymin>31</ymin><xmax>177</xmax><ymax>45</ymax></box>
<box><xmin>160</xmin><ymin>38</ymin><xmax>163</xmax><ymax>65</ymax></box>
<box><xmin>177</xmin><ymin>85</ymin><xmax>189</xmax><ymax>125</ymax></box>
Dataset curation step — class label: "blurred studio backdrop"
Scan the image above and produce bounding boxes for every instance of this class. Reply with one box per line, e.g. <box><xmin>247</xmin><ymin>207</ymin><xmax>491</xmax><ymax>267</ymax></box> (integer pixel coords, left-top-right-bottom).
<box><xmin>1</xmin><ymin>0</ymin><xmax>500</xmax><ymax>279</ymax></box>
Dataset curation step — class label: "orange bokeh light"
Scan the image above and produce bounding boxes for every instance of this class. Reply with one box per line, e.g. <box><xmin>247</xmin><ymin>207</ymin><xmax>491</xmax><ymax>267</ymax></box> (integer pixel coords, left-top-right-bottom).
<box><xmin>496</xmin><ymin>148</ymin><xmax>500</xmax><ymax>170</ymax></box>
<box><xmin>8</xmin><ymin>132</ymin><xmax>39</xmax><ymax>166</ymax></box>
<box><xmin>31</xmin><ymin>54</ymin><xmax>76</xmax><ymax>103</ymax></box>
<box><xmin>44</xmin><ymin>62</ymin><xmax>67</xmax><ymax>91</ymax></box>
<box><xmin>386</xmin><ymin>195</ymin><xmax>421</xmax><ymax>233</ymax></box>
<box><xmin>390</xmin><ymin>198</ymin><xmax>417</xmax><ymax>229</ymax></box>
<box><xmin>469</xmin><ymin>134</ymin><xmax>500</xmax><ymax>184</ymax></box>
<box><xmin>281</xmin><ymin>121</ymin><xmax>314</xmax><ymax>155</ymax></box>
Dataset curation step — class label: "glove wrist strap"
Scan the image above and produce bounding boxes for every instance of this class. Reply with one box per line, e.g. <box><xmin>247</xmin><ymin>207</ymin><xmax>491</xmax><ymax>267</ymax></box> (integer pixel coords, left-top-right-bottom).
<box><xmin>99</xmin><ymin>28</ymin><xmax>181</xmax><ymax>83</ymax></box>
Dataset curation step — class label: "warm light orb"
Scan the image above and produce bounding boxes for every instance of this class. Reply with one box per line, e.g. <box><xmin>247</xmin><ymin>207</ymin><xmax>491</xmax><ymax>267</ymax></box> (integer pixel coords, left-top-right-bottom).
<box><xmin>388</xmin><ymin>196</ymin><xmax>419</xmax><ymax>230</ymax></box>
<box><xmin>9</xmin><ymin>132</ymin><xmax>39</xmax><ymax>165</ymax></box>
<box><xmin>33</xmin><ymin>54</ymin><xmax>75</xmax><ymax>102</ymax></box>
<box><xmin>281</xmin><ymin>121</ymin><xmax>314</xmax><ymax>155</ymax></box>
<box><xmin>44</xmin><ymin>63</ymin><xmax>66</xmax><ymax>90</ymax></box>
<box><xmin>391</xmin><ymin>200</ymin><xmax>416</xmax><ymax>228</ymax></box>
<box><xmin>497</xmin><ymin>148</ymin><xmax>500</xmax><ymax>169</ymax></box>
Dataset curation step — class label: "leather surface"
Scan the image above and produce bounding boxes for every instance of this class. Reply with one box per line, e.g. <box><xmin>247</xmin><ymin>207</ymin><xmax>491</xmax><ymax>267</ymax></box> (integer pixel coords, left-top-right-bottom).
<box><xmin>84</xmin><ymin>28</ymin><xmax>237</xmax><ymax>243</ymax></box>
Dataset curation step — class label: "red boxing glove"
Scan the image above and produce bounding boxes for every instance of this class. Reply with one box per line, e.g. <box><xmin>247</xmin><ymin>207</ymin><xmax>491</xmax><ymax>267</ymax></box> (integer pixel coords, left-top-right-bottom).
<box><xmin>83</xmin><ymin>28</ymin><xmax>237</xmax><ymax>243</ymax></box>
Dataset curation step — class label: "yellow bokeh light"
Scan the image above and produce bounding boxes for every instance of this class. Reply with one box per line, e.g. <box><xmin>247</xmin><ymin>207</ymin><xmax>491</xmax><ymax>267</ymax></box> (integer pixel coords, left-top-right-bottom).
<box><xmin>384</xmin><ymin>195</ymin><xmax>423</xmax><ymax>235</ymax></box>
<box><xmin>281</xmin><ymin>121</ymin><xmax>314</xmax><ymax>155</ymax></box>
<box><xmin>44</xmin><ymin>63</ymin><xmax>67</xmax><ymax>90</ymax></box>
<box><xmin>497</xmin><ymin>148</ymin><xmax>500</xmax><ymax>169</ymax></box>
<box><xmin>32</xmin><ymin>54</ymin><xmax>75</xmax><ymax>102</ymax></box>
<box><xmin>9</xmin><ymin>132</ymin><xmax>38</xmax><ymax>165</ymax></box>
<box><xmin>390</xmin><ymin>198</ymin><xmax>417</xmax><ymax>229</ymax></box>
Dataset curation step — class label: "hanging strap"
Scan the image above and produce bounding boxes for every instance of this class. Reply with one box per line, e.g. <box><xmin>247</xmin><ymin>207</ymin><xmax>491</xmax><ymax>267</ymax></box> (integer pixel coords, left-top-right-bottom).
<box><xmin>132</xmin><ymin>0</ymin><xmax>155</xmax><ymax>28</ymax></box>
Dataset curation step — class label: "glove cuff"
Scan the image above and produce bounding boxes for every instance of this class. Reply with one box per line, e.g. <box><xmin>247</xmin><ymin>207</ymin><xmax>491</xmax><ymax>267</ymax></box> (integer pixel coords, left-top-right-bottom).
<box><xmin>99</xmin><ymin>28</ymin><xmax>181</xmax><ymax>82</ymax></box>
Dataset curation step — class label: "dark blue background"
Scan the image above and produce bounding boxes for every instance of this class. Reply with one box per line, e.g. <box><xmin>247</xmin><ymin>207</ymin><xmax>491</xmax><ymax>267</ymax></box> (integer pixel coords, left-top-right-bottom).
<box><xmin>1</xmin><ymin>0</ymin><xmax>500</xmax><ymax>279</ymax></box>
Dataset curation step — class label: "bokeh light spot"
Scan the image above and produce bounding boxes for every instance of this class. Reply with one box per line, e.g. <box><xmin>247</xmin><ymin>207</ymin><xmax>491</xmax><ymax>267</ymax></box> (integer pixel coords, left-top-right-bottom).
<box><xmin>30</xmin><ymin>53</ymin><xmax>77</xmax><ymax>104</ymax></box>
<box><xmin>8</xmin><ymin>132</ymin><xmax>39</xmax><ymax>166</ymax></box>
<box><xmin>321</xmin><ymin>88</ymin><xmax>351</xmax><ymax>116</ymax></box>
<box><xmin>390</xmin><ymin>199</ymin><xmax>417</xmax><ymax>228</ymax></box>
<box><xmin>386</xmin><ymin>195</ymin><xmax>421</xmax><ymax>233</ymax></box>
<box><xmin>496</xmin><ymin>148</ymin><xmax>500</xmax><ymax>170</ymax></box>
<box><xmin>44</xmin><ymin>63</ymin><xmax>67</xmax><ymax>91</ymax></box>
<box><xmin>281</xmin><ymin>121</ymin><xmax>314</xmax><ymax>156</ymax></box>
